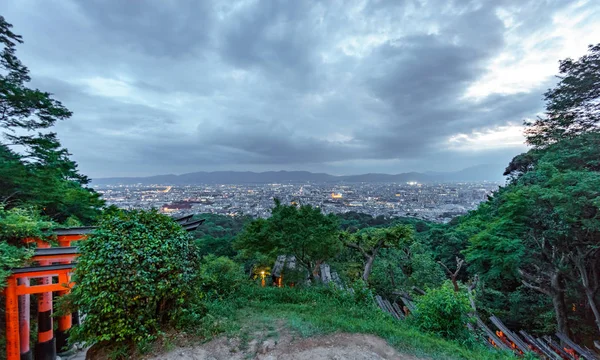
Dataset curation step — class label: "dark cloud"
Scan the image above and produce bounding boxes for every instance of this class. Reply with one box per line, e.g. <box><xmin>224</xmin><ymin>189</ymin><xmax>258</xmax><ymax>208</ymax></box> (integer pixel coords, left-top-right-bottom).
<box><xmin>0</xmin><ymin>0</ymin><xmax>597</xmax><ymax>177</ymax></box>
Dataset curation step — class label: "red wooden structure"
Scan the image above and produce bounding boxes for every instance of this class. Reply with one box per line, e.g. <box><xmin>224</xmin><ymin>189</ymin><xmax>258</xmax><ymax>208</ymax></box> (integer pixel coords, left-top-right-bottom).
<box><xmin>4</xmin><ymin>228</ymin><xmax>89</xmax><ymax>360</ymax></box>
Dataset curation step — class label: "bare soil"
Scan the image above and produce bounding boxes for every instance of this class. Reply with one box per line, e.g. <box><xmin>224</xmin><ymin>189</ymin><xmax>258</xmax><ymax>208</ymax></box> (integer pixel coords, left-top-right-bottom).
<box><xmin>147</xmin><ymin>332</ymin><xmax>423</xmax><ymax>360</ymax></box>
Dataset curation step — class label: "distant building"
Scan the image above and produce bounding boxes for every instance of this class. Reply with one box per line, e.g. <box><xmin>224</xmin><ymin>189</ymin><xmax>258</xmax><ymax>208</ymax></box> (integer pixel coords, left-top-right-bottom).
<box><xmin>161</xmin><ymin>202</ymin><xmax>193</xmax><ymax>213</ymax></box>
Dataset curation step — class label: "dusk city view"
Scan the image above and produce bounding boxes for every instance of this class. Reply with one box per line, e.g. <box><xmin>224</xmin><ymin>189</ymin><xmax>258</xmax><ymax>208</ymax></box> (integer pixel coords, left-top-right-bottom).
<box><xmin>1</xmin><ymin>1</ymin><xmax>600</xmax><ymax>359</ymax></box>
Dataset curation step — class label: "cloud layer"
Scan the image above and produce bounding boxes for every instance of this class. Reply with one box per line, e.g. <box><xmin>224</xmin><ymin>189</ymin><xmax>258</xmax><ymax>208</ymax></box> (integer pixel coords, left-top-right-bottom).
<box><xmin>2</xmin><ymin>0</ymin><xmax>598</xmax><ymax>177</ymax></box>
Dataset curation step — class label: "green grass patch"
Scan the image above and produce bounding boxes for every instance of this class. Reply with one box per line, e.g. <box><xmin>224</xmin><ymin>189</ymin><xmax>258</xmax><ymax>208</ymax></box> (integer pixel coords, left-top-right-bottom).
<box><xmin>197</xmin><ymin>285</ymin><xmax>516</xmax><ymax>360</ymax></box>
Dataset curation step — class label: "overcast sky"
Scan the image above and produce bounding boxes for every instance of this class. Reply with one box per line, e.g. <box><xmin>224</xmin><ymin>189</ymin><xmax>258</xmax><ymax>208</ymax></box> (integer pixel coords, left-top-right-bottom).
<box><xmin>1</xmin><ymin>0</ymin><xmax>599</xmax><ymax>178</ymax></box>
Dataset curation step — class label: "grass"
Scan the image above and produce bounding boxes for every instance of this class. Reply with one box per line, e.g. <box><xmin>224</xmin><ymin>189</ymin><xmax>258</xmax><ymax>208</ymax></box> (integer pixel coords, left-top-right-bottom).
<box><xmin>193</xmin><ymin>285</ymin><xmax>517</xmax><ymax>360</ymax></box>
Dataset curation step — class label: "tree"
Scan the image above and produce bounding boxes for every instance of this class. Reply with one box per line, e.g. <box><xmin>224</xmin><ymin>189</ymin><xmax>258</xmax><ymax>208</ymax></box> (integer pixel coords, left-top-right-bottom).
<box><xmin>526</xmin><ymin>43</ymin><xmax>600</xmax><ymax>147</ymax></box>
<box><xmin>66</xmin><ymin>210</ymin><xmax>199</xmax><ymax>346</ymax></box>
<box><xmin>192</xmin><ymin>213</ymin><xmax>251</xmax><ymax>258</ymax></box>
<box><xmin>234</xmin><ymin>199</ymin><xmax>341</xmax><ymax>282</ymax></box>
<box><xmin>342</xmin><ymin>224</ymin><xmax>413</xmax><ymax>283</ymax></box>
<box><xmin>1</xmin><ymin>17</ymin><xmax>71</xmax><ymax>146</ymax></box>
<box><xmin>368</xmin><ymin>240</ymin><xmax>444</xmax><ymax>297</ymax></box>
<box><xmin>0</xmin><ymin>16</ymin><xmax>103</xmax><ymax>223</ymax></box>
<box><xmin>466</xmin><ymin>163</ymin><xmax>600</xmax><ymax>337</ymax></box>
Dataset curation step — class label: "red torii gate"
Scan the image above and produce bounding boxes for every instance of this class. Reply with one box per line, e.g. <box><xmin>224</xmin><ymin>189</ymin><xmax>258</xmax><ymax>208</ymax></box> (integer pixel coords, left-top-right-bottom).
<box><xmin>4</xmin><ymin>227</ymin><xmax>90</xmax><ymax>360</ymax></box>
<box><xmin>3</xmin><ymin>216</ymin><xmax>204</xmax><ymax>360</ymax></box>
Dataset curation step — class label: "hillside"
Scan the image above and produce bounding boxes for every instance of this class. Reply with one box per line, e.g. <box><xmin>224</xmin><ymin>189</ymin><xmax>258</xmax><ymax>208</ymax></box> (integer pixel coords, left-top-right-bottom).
<box><xmin>93</xmin><ymin>164</ymin><xmax>506</xmax><ymax>185</ymax></box>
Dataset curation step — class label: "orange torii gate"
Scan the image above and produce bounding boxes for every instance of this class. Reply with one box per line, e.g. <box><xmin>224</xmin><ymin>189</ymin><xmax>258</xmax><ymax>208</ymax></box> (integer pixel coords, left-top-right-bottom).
<box><xmin>4</xmin><ymin>227</ymin><xmax>90</xmax><ymax>360</ymax></box>
<box><xmin>3</xmin><ymin>216</ymin><xmax>204</xmax><ymax>360</ymax></box>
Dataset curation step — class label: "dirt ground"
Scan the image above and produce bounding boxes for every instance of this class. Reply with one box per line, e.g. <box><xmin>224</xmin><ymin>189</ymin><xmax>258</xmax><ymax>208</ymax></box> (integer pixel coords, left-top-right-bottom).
<box><xmin>147</xmin><ymin>332</ymin><xmax>423</xmax><ymax>360</ymax></box>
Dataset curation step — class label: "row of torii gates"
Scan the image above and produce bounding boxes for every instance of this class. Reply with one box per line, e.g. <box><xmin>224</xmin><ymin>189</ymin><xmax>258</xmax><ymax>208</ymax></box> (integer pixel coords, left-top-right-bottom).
<box><xmin>2</xmin><ymin>215</ymin><xmax>203</xmax><ymax>360</ymax></box>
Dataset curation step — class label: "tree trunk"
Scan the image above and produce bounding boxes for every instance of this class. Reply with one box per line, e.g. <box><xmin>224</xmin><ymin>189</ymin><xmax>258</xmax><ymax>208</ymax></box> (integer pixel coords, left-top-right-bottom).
<box><xmin>362</xmin><ymin>255</ymin><xmax>375</xmax><ymax>283</ymax></box>
<box><xmin>584</xmin><ymin>288</ymin><xmax>600</xmax><ymax>335</ymax></box>
<box><xmin>551</xmin><ymin>273</ymin><xmax>571</xmax><ymax>337</ymax></box>
<box><xmin>573</xmin><ymin>252</ymin><xmax>600</xmax><ymax>334</ymax></box>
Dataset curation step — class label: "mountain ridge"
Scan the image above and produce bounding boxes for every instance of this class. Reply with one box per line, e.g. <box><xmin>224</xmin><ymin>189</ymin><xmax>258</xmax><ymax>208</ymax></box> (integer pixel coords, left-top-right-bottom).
<box><xmin>93</xmin><ymin>164</ymin><xmax>506</xmax><ymax>185</ymax></box>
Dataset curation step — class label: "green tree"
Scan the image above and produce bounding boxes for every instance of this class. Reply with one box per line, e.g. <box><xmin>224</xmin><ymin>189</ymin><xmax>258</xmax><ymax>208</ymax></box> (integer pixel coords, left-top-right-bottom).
<box><xmin>465</xmin><ymin>163</ymin><xmax>600</xmax><ymax>337</ymax></box>
<box><xmin>234</xmin><ymin>199</ymin><xmax>341</xmax><ymax>282</ymax></box>
<box><xmin>192</xmin><ymin>213</ymin><xmax>251</xmax><ymax>258</ymax></box>
<box><xmin>342</xmin><ymin>224</ymin><xmax>413</xmax><ymax>283</ymax></box>
<box><xmin>525</xmin><ymin>43</ymin><xmax>600</xmax><ymax>147</ymax></box>
<box><xmin>0</xmin><ymin>16</ymin><xmax>103</xmax><ymax>223</ymax></box>
<box><xmin>67</xmin><ymin>210</ymin><xmax>199</xmax><ymax>346</ymax></box>
<box><xmin>369</xmin><ymin>240</ymin><xmax>444</xmax><ymax>297</ymax></box>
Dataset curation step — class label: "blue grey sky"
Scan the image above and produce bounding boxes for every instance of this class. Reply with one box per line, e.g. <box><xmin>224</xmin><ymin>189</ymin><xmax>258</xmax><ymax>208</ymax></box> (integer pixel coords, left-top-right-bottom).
<box><xmin>1</xmin><ymin>0</ymin><xmax>599</xmax><ymax>177</ymax></box>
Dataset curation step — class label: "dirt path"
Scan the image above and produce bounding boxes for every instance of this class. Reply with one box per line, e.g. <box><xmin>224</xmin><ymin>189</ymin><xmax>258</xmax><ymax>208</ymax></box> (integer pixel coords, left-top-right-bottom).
<box><xmin>148</xmin><ymin>332</ymin><xmax>423</xmax><ymax>360</ymax></box>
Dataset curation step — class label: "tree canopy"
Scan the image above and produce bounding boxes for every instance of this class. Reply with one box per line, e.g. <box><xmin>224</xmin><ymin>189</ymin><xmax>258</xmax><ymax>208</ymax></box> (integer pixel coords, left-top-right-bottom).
<box><xmin>342</xmin><ymin>224</ymin><xmax>413</xmax><ymax>283</ymax></box>
<box><xmin>234</xmin><ymin>199</ymin><xmax>341</xmax><ymax>281</ymax></box>
<box><xmin>525</xmin><ymin>43</ymin><xmax>600</xmax><ymax>147</ymax></box>
<box><xmin>0</xmin><ymin>16</ymin><xmax>103</xmax><ymax>224</ymax></box>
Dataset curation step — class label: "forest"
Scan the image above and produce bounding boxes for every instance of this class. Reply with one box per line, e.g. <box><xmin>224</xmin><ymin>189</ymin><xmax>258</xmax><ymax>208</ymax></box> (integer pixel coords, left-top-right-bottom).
<box><xmin>1</xmin><ymin>14</ymin><xmax>600</xmax><ymax>360</ymax></box>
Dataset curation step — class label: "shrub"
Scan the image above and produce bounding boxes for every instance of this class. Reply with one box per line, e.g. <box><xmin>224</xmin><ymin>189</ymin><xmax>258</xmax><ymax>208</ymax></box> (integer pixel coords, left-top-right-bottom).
<box><xmin>0</xmin><ymin>207</ymin><xmax>50</xmax><ymax>289</ymax></box>
<box><xmin>412</xmin><ymin>281</ymin><xmax>472</xmax><ymax>341</ymax></box>
<box><xmin>67</xmin><ymin>209</ymin><xmax>199</xmax><ymax>346</ymax></box>
<box><xmin>198</xmin><ymin>255</ymin><xmax>247</xmax><ymax>298</ymax></box>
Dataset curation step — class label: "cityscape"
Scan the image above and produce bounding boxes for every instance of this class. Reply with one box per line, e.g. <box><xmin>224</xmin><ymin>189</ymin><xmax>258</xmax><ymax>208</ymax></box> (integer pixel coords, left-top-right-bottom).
<box><xmin>95</xmin><ymin>181</ymin><xmax>501</xmax><ymax>223</ymax></box>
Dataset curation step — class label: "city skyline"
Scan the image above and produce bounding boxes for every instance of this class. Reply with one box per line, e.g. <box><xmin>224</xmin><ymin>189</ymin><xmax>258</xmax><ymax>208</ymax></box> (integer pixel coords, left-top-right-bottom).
<box><xmin>1</xmin><ymin>1</ymin><xmax>599</xmax><ymax>177</ymax></box>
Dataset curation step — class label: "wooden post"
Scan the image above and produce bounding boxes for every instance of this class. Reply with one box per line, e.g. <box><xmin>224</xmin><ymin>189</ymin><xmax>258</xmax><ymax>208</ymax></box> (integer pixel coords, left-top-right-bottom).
<box><xmin>18</xmin><ymin>277</ymin><xmax>32</xmax><ymax>360</ymax></box>
<box><xmin>55</xmin><ymin>272</ymin><xmax>72</xmax><ymax>353</ymax></box>
<box><xmin>6</xmin><ymin>276</ymin><xmax>21</xmax><ymax>360</ymax></box>
<box><xmin>35</xmin><ymin>241</ymin><xmax>55</xmax><ymax>360</ymax></box>
<box><xmin>55</xmin><ymin>238</ymin><xmax>72</xmax><ymax>353</ymax></box>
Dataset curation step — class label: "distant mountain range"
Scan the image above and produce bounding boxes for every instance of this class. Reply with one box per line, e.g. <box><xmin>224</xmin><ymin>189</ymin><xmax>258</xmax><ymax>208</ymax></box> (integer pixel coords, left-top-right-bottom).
<box><xmin>93</xmin><ymin>164</ymin><xmax>507</xmax><ymax>185</ymax></box>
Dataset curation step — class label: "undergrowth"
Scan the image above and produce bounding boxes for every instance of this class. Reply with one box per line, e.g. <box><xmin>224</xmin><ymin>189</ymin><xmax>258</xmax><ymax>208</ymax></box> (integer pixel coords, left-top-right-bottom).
<box><xmin>190</xmin><ymin>284</ymin><xmax>516</xmax><ymax>360</ymax></box>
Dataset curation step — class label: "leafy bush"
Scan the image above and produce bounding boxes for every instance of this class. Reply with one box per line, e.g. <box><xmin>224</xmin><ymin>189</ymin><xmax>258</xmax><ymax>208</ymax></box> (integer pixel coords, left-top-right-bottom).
<box><xmin>0</xmin><ymin>206</ymin><xmax>54</xmax><ymax>245</ymax></box>
<box><xmin>0</xmin><ymin>207</ymin><xmax>50</xmax><ymax>289</ymax></box>
<box><xmin>67</xmin><ymin>209</ymin><xmax>199</xmax><ymax>346</ymax></box>
<box><xmin>198</xmin><ymin>255</ymin><xmax>247</xmax><ymax>298</ymax></box>
<box><xmin>412</xmin><ymin>281</ymin><xmax>472</xmax><ymax>341</ymax></box>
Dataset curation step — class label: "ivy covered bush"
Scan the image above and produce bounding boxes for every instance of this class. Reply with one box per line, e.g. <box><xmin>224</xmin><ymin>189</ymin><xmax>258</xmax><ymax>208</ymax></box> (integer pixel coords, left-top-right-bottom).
<box><xmin>0</xmin><ymin>206</ymin><xmax>52</xmax><ymax>289</ymax></box>
<box><xmin>412</xmin><ymin>281</ymin><xmax>472</xmax><ymax>341</ymax></box>
<box><xmin>68</xmin><ymin>209</ymin><xmax>199</xmax><ymax>346</ymax></box>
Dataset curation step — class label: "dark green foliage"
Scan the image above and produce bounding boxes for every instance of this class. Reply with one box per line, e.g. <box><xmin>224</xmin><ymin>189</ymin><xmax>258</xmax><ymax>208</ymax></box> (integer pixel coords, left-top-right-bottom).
<box><xmin>338</xmin><ymin>212</ymin><xmax>395</xmax><ymax>230</ymax></box>
<box><xmin>0</xmin><ymin>16</ymin><xmax>103</xmax><ymax>223</ymax></box>
<box><xmin>526</xmin><ymin>43</ymin><xmax>600</xmax><ymax>147</ymax></box>
<box><xmin>192</xmin><ymin>213</ymin><xmax>251</xmax><ymax>258</ymax></box>
<box><xmin>0</xmin><ymin>206</ymin><xmax>52</xmax><ymax>289</ymax></box>
<box><xmin>342</xmin><ymin>224</ymin><xmax>413</xmax><ymax>282</ymax></box>
<box><xmin>198</xmin><ymin>255</ymin><xmax>248</xmax><ymax>299</ymax></box>
<box><xmin>412</xmin><ymin>281</ymin><xmax>472</xmax><ymax>341</ymax></box>
<box><xmin>0</xmin><ymin>242</ymin><xmax>31</xmax><ymax>290</ymax></box>
<box><xmin>235</xmin><ymin>199</ymin><xmax>341</xmax><ymax>280</ymax></box>
<box><xmin>67</xmin><ymin>210</ymin><xmax>199</xmax><ymax>345</ymax></box>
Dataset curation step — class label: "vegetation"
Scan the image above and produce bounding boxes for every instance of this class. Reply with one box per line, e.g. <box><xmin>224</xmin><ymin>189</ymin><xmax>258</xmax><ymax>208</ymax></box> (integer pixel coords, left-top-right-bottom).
<box><xmin>411</xmin><ymin>281</ymin><xmax>472</xmax><ymax>341</ymax></box>
<box><xmin>0</xmin><ymin>206</ymin><xmax>53</xmax><ymax>288</ymax></box>
<box><xmin>525</xmin><ymin>44</ymin><xmax>600</xmax><ymax>147</ymax></box>
<box><xmin>0</xmin><ymin>16</ymin><xmax>103</xmax><ymax>224</ymax></box>
<box><xmin>342</xmin><ymin>224</ymin><xmax>413</xmax><ymax>282</ymax></box>
<box><xmin>1</xmin><ymin>14</ymin><xmax>599</xmax><ymax>360</ymax></box>
<box><xmin>235</xmin><ymin>199</ymin><xmax>341</xmax><ymax>281</ymax></box>
<box><xmin>66</xmin><ymin>210</ymin><xmax>199</xmax><ymax>347</ymax></box>
<box><xmin>1</xmin><ymin>15</ymin><xmax>103</xmax><ymax>290</ymax></box>
<box><xmin>176</xmin><ymin>264</ymin><xmax>514</xmax><ymax>359</ymax></box>
<box><xmin>192</xmin><ymin>213</ymin><xmax>251</xmax><ymax>258</ymax></box>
